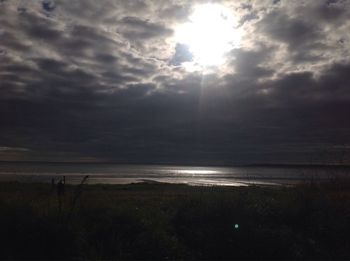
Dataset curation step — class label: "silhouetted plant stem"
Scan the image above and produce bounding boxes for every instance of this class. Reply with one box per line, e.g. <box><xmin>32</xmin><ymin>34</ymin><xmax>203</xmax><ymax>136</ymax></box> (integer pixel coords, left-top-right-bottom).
<box><xmin>67</xmin><ymin>175</ymin><xmax>89</xmax><ymax>221</ymax></box>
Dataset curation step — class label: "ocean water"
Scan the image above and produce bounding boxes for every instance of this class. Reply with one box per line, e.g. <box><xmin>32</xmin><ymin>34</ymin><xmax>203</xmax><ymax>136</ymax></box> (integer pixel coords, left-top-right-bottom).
<box><xmin>0</xmin><ymin>162</ymin><xmax>348</xmax><ymax>186</ymax></box>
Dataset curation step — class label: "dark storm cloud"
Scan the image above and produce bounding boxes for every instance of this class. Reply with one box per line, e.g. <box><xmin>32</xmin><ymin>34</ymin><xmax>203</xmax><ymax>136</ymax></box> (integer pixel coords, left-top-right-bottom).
<box><xmin>258</xmin><ymin>11</ymin><xmax>321</xmax><ymax>51</ymax></box>
<box><xmin>118</xmin><ymin>16</ymin><xmax>173</xmax><ymax>40</ymax></box>
<box><xmin>35</xmin><ymin>57</ymin><xmax>68</xmax><ymax>72</ymax></box>
<box><xmin>254</xmin><ymin>0</ymin><xmax>350</xmax><ymax>66</ymax></box>
<box><xmin>55</xmin><ymin>24</ymin><xmax>121</xmax><ymax>61</ymax></box>
<box><xmin>236</xmin><ymin>62</ymin><xmax>350</xmax><ymax>133</ymax></box>
<box><xmin>229</xmin><ymin>48</ymin><xmax>273</xmax><ymax>79</ymax></box>
<box><xmin>0</xmin><ymin>31</ymin><xmax>31</xmax><ymax>52</ymax></box>
<box><xmin>309</xmin><ymin>0</ymin><xmax>348</xmax><ymax>23</ymax></box>
<box><xmin>0</xmin><ymin>0</ymin><xmax>350</xmax><ymax>164</ymax></box>
<box><xmin>18</xmin><ymin>11</ymin><xmax>62</xmax><ymax>41</ymax></box>
<box><xmin>313</xmin><ymin>63</ymin><xmax>350</xmax><ymax>101</ymax></box>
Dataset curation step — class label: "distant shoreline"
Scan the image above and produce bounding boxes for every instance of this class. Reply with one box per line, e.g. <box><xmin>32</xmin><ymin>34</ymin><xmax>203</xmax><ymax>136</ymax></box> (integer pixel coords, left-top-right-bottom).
<box><xmin>1</xmin><ymin>160</ymin><xmax>350</xmax><ymax>168</ymax></box>
<box><xmin>0</xmin><ymin>162</ymin><xmax>348</xmax><ymax>187</ymax></box>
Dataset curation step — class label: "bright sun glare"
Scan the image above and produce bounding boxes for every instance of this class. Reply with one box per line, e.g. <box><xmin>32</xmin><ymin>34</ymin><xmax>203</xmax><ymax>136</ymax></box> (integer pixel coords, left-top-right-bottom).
<box><xmin>176</xmin><ymin>4</ymin><xmax>240</xmax><ymax>67</ymax></box>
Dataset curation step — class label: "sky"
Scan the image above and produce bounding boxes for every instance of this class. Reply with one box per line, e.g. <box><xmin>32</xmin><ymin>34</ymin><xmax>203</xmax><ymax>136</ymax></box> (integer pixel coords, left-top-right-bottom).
<box><xmin>0</xmin><ymin>0</ymin><xmax>350</xmax><ymax>165</ymax></box>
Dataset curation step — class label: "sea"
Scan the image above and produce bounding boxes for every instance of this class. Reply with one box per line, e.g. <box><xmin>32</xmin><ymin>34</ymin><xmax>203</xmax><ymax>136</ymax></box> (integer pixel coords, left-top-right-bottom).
<box><xmin>0</xmin><ymin>162</ymin><xmax>349</xmax><ymax>186</ymax></box>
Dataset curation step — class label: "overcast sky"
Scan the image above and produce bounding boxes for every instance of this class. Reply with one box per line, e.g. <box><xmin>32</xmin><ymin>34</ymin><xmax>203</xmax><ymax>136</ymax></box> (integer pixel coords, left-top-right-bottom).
<box><xmin>1</xmin><ymin>0</ymin><xmax>350</xmax><ymax>165</ymax></box>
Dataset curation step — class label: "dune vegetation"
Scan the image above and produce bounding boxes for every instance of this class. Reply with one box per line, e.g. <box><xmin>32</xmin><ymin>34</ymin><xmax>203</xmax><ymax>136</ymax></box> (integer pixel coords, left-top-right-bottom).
<box><xmin>0</xmin><ymin>180</ymin><xmax>350</xmax><ymax>260</ymax></box>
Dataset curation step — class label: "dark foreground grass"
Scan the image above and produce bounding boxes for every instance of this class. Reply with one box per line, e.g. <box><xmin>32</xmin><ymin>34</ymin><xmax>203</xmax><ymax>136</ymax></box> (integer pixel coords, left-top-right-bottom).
<box><xmin>0</xmin><ymin>181</ymin><xmax>350</xmax><ymax>260</ymax></box>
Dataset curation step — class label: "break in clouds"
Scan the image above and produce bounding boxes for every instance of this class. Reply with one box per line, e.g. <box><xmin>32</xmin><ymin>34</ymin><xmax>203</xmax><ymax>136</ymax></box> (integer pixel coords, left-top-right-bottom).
<box><xmin>0</xmin><ymin>0</ymin><xmax>350</xmax><ymax>164</ymax></box>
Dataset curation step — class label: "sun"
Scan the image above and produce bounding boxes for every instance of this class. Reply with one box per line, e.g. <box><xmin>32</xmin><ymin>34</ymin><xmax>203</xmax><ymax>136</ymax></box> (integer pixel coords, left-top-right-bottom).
<box><xmin>176</xmin><ymin>3</ymin><xmax>240</xmax><ymax>67</ymax></box>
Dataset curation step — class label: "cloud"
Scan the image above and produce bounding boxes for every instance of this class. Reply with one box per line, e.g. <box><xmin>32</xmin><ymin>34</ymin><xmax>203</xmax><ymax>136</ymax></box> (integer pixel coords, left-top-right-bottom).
<box><xmin>0</xmin><ymin>0</ymin><xmax>349</xmax><ymax>164</ymax></box>
<box><xmin>258</xmin><ymin>11</ymin><xmax>321</xmax><ymax>50</ymax></box>
<box><xmin>118</xmin><ymin>16</ymin><xmax>173</xmax><ymax>40</ymax></box>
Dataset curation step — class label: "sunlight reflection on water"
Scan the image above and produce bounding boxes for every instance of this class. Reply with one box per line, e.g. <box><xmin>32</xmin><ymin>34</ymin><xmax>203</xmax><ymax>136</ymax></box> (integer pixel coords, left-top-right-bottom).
<box><xmin>175</xmin><ymin>169</ymin><xmax>220</xmax><ymax>175</ymax></box>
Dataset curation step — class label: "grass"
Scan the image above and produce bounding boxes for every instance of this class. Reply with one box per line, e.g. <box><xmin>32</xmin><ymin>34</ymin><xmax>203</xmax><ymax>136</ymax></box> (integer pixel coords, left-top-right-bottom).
<box><xmin>0</xmin><ymin>180</ymin><xmax>350</xmax><ymax>260</ymax></box>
